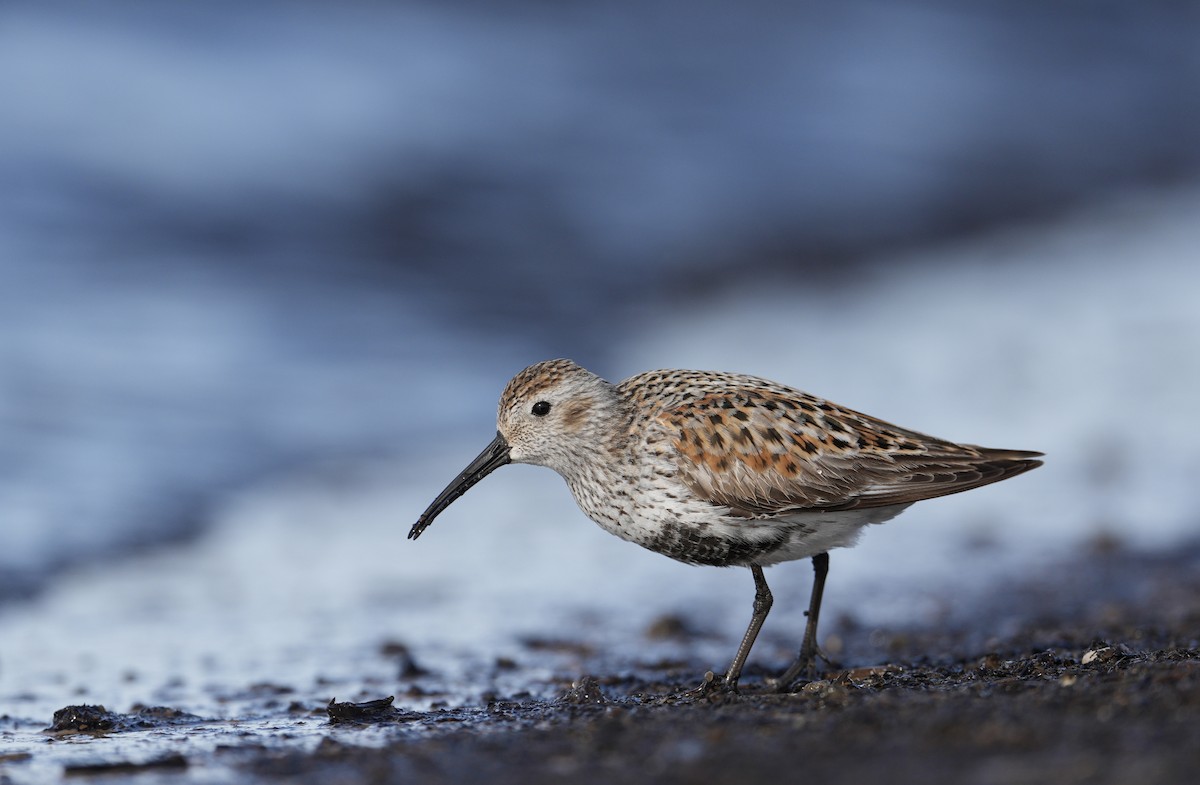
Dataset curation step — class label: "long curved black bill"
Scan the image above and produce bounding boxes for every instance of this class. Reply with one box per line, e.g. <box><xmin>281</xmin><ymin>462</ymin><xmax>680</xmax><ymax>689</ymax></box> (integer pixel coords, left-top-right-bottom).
<box><xmin>409</xmin><ymin>432</ymin><xmax>511</xmax><ymax>540</ymax></box>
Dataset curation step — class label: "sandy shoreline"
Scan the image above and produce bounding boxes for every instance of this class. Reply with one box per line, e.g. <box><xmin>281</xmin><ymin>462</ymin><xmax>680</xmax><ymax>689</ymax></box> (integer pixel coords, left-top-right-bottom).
<box><xmin>7</xmin><ymin>537</ymin><xmax>1197</xmax><ymax>784</ymax></box>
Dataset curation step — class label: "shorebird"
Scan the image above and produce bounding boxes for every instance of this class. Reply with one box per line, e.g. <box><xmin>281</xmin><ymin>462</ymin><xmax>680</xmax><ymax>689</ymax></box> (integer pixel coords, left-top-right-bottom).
<box><xmin>410</xmin><ymin>359</ymin><xmax>1042</xmax><ymax>691</ymax></box>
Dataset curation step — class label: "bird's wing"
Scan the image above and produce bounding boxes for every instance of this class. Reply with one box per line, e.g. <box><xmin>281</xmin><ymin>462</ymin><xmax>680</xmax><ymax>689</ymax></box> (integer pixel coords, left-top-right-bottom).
<box><xmin>655</xmin><ymin>387</ymin><xmax>1042</xmax><ymax>517</ymax></box>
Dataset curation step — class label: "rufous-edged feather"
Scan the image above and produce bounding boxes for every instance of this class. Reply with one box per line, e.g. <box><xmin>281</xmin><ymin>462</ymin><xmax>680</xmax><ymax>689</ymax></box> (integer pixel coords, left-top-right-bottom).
<box><xmin>652</xmin><ymin>381</ymin><xmax>1042</xmax><ymax>518</ymax></box>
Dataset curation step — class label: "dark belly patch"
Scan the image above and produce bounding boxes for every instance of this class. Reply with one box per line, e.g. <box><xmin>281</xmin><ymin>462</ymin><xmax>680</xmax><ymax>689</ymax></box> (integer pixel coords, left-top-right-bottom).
<box><xmin>641</xmin><ymin>523</ymin><xmax>789</xmax><ymax>567</ymax></box>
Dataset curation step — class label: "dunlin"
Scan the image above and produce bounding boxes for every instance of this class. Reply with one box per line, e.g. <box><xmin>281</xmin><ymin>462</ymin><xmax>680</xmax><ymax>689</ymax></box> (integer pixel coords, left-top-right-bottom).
<box><xmin>410</xmin><ymin>359</ymin><xmax>1042</xmax><ymax>691</ymax></box>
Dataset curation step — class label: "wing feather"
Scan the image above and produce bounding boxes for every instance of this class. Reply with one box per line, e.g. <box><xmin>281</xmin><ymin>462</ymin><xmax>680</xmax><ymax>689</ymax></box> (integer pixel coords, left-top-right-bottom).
<box><xmin>655</xmin><ymin>385</ymin><xmax>1041</xmax><ymax>518</ymax></box>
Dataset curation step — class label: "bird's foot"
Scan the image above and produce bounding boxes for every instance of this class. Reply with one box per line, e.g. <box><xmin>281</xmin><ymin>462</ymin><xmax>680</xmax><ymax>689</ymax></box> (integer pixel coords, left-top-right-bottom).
<box><xmin>681</xmin><ymin>670</ymin><xmax>739</xmax><ymax>701</ymax></box>
<box><xmin>772</xmin><ymin>649</ymin><xmax>840</xmax><ymax>693</ymax></box>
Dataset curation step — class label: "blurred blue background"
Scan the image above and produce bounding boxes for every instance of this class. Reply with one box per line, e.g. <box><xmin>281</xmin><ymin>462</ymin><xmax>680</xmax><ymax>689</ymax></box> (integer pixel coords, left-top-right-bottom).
<box><xmin>2</xmin><ymin>0</ymin><xmax>1199</xmax><ymax>605</ymax></box>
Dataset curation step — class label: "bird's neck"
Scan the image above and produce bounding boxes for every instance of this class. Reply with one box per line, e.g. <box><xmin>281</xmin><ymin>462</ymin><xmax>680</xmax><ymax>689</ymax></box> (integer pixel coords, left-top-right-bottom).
<box><xmin>549</xmin><ymin>393</ymin><xmax>636</xmax><ymax>484</ymax></box>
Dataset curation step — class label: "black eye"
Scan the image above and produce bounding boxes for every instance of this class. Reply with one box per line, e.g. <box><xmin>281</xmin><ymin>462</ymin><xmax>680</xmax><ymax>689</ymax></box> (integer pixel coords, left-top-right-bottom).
<box><xmin>531</xmin><ymin>401</ymin><xmax>551</xmax><ymax>416</ymax></box>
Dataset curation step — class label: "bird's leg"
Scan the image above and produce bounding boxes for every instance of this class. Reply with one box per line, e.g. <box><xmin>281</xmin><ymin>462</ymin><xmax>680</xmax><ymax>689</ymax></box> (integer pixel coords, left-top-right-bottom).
<box><xmin>716</xmin><ymin>564</ymin><xmax>773</xmax><ymax>692</ymax></box>
<box><xmin>776</xmin><ymin>552</ymin><xmax>829</xmax><ymax>691</ymax></box>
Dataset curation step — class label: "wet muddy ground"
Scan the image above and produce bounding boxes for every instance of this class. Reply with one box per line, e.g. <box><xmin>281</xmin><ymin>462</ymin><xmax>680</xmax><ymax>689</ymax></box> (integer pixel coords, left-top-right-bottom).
<box><xmin>4</xmin><ymin>538</ymin><xmax>1198</xmax><ymax>784</ymax></box>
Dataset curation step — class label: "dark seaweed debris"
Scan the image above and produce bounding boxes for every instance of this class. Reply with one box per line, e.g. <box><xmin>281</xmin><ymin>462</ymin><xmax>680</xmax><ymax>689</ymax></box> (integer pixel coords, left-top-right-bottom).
<box><xmin>327</xmin><ymin>696</ymin><xmax>409</xmax><ymax>724</ymax></box>
<box><xmin>46</xmin><ymin>704</ymin><xmax>204</xmax><ymax>735</ymax></box>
